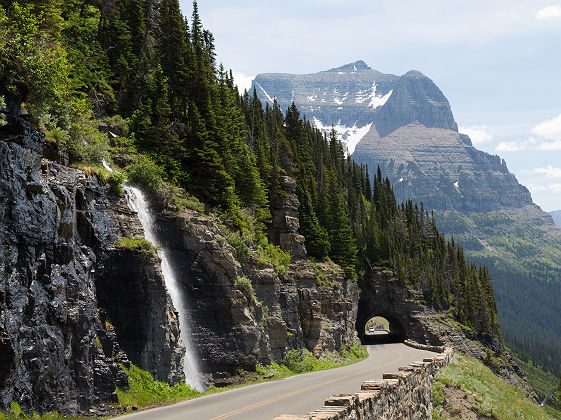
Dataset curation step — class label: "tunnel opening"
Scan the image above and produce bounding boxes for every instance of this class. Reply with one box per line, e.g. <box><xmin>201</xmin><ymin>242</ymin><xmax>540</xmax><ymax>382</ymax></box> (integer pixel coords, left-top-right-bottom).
<box><xmin>358</xmin><ymin>314</ymin><xmax>406</xmax><ymax>345</ymax></box>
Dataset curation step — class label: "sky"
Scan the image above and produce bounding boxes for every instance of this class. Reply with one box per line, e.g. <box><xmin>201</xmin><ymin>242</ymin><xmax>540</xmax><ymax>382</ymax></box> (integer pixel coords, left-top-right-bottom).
<box><xmin>181</xmin><ymin>1</ymin><xmax>561</xmax><ymax>212</ymax></box>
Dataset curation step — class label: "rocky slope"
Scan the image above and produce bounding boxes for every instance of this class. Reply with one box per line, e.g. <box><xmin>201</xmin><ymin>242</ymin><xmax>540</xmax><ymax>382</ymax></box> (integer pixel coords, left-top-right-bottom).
<box><xmin>550</xmin><ymin>210</ymin><xmax>561</xmax><ymax>228</ymax></box>
<box><xmin>252</xmin><ymin>61</ymin><xmax>561</xmax><ymax>374</ymax></box>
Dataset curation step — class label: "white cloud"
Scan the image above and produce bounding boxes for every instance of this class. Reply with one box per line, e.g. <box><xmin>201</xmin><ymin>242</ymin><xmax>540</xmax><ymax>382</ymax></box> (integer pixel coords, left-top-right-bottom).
<box><xmin>231</xmin><ymin>71</ymin><xmax>255</xmax><ymax>94</ymax></box>
<box><xmin>539</xmin><ymin>140</ymin><xmax>561</xmax><ymax>150</ymax></box>
<box><xmin>535</xmin><ymin>5</ymin><xmax>561</xmax><ymax>20</ymax></box>
<box><xmin>495</xmin><ymin>137</ymin><xmax>537</xmax><ymax>152</ymax></box>
<box><xmin>522</xmin><ymin>165</ymin><xmax>561</xmax><ymax>178</ymax></box>
<box><xmin>459</xmin><ymin>125</ymin><xmax>493</xmax><ymax>144</ymax></box>
<box><xmin>528</xmin><ymin>183</ymin><xmax>561</xmax><ymax>194</ymax></box>
<box><xmin>532</xmin><ymin>113</ymin><xmax>561</xmax><ymax>140</ymax></box>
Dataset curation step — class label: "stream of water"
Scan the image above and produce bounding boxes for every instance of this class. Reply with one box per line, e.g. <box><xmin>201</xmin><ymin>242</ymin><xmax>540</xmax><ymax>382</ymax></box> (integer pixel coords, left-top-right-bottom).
<box><xmin>125</xmin><ymin>185</ymin><xmax>204</xmax><ymax>391</ymax></box>
<box><xmin>102</xmin><ymin>162</ymin><xmax>204</xmax><ymax>390</ymax></box>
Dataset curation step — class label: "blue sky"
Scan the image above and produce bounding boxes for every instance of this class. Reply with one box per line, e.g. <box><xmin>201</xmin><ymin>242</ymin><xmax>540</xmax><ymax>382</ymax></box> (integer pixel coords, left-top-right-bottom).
<box><xmin>181</xmin><ymin>1</ymin><xmax>561</xmax><ymax>211</ymax></box>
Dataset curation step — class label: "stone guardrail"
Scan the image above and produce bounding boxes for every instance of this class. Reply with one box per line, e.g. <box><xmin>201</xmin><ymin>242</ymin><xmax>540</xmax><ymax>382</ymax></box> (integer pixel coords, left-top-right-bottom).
<box><xmin>273</xmin><ymin>347</ymin><xmax>454</xmax><ymax>420</ymax></box>
<box><xmin>403</xmin><ymin>339</ymin><xmax>446</xmax><ymax>353</ymax></box>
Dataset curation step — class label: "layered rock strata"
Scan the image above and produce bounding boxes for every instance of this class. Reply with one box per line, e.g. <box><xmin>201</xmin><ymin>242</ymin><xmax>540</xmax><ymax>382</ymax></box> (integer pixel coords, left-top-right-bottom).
<box><xmin>150</xmin><ymin>183</ymin><xmax>358</xmax><ymax>386</ymax></box>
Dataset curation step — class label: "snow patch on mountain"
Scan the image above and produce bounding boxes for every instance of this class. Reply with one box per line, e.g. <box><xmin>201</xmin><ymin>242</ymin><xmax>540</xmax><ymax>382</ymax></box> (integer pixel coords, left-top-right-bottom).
<box><xmin>354</xmin><ymin>83</ymin><xmax>392</xmax><ymax>109</ymax></box>
<box><xmin>312</xmin><ymin>117</ymin><xmax>372</xmax><ymax>155</ymax></box>
<box><xmin>255</xmin><ymin>82</ymin><xmax>275</xmax><ymax>104</ymax></box>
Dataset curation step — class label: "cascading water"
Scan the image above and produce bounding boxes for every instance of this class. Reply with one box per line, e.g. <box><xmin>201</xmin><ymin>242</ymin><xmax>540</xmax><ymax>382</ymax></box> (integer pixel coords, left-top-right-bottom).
<box><xmin>125</xmin><ymin>185</ymin><xmax>204</xmax><ymax>391</ymax></box>
<box><xmin>103</xmin><ymin>162</ymin><xmax>203</xmax><ymax>390</ymax></box>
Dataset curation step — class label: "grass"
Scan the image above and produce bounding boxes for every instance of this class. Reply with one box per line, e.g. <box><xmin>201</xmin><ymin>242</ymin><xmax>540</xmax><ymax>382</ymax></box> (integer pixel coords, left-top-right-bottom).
<box><xmin>114</xmin><ymin>235</ymin><xmax>157</xmax><ymax>255</ymax></box>
<box><xmin>432</xmin><ymin>353</ymin><xmax>556</xmax><ymax>419</ymax></box>
<box><xmin>0</xmin><ymin>403</ymin><xmax>90</xmax><ymax>420</ymax></box>
<box><xmin>116</xmin><ymin>364</ymin><xmax>200</xmax><ymax>409</ymax></box>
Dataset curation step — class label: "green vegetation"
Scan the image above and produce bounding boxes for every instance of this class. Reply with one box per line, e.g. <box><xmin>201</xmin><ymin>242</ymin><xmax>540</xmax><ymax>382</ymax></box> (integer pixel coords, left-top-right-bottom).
<box><xmin>114</xmin><ymin>235</ymin><xmax>157</xmax><ymax>255</ymax></box>
<box><xmin>254</xmin><ymin>341</ymin><xmax>368</xmax><ymax>379</ymax></box>
<box><xmin>126</xmin><ymin>155</ymin><xmax>163</xmax><ymax>193</ymax></box>
<box><xmin>516</xmin><ymin>357</ymin><xmax>561</xmax><ymax>415</ymax></box>
<box><xmin>107</xmin><ymin>171</ymin><xmax>125</xmax><ymax>196</ymax></box>
<box><xmin>0</xmin><ymin>95</ymin><xmax>6</xmax><ymax>126</ymax></box>
<box><xmin>0</xmin><ymin>402</ymin><xmax>89</xmax><ymax>420</ymax></box>
<box><xmin>234</xmin><ymin>276</ymin><xmax>256</xmax><ymax>304</ymax></box>
<box><xmin>433</xmin><ymin>353</ymin><xmax>555</xmax><ymax>419</ymax></box>
<box><xmin>437</xmin><ymin>207</ymin><xmax>561</xmax><ymax>376</ymax></box>
<box><xmin>116</xmin><ymin>364</ymin><xmax>200</xmax><ymax>409</ymax></box>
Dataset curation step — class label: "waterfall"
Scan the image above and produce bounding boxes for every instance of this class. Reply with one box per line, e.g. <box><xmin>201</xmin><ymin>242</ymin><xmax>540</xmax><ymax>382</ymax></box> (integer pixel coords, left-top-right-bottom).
<box><xmin>101</xmin><ymin>158</ymin><xmax>203</xmax><ymax>389</ymax></box>
<box><xmin>124</xmin><ymin>185</ymin><xmax>204</xmax><ymax>391</ymax></box>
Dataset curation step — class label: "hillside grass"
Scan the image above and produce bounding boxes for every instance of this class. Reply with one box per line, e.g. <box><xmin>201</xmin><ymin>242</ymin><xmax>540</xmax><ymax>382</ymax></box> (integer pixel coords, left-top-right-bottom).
<box><xmin>433</xmin><ymin>353</ymin><xmax>556</xmax><ymax>419</ymax></box>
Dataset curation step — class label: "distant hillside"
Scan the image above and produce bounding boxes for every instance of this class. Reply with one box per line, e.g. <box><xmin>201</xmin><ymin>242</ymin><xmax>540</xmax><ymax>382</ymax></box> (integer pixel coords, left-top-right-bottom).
<box><xmin>551</xmin><ymin>210</ymin><xmax>561</xmax><ymax>228</ymax></box>
<box><xmin>252</xmin><ymin>61</ymin><xmax>561</xmax><ymax>375</ymax></box>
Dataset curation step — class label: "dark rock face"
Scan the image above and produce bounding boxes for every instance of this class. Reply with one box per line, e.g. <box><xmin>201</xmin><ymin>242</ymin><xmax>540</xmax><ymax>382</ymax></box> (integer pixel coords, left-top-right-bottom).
<box><xmin>150</xmin><ymin>182</ymin><xmax>358</xmax><ymax>386</ymax></box>
<box><xmin>0</xmin><ymin>115</ymin><xmax>183</xmax><ymax>415</ymax></box>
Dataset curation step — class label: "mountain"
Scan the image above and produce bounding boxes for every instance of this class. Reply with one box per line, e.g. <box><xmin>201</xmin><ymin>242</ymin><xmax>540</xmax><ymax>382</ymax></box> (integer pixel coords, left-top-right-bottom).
<box><xmin>551</xmin><ymin>210</ymin><xmax>561</xmax><ymax>228</ymax></box>
<box><xmin>252</xmin><ymin>61</ymin><xmax>561</xmax><ymax>375</ymax></box>
<box><xmin>253</xmin><ymin>60</ymin><xmax>457</xmax><ymax>154</ymax></box>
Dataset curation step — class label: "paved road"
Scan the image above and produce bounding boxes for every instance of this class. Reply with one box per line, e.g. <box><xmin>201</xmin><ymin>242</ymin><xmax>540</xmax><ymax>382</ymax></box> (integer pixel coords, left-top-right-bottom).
<box><xmin>119</xmin><ymin>343</ymin><xmax>436</xmax><ymax>420</ymax></box>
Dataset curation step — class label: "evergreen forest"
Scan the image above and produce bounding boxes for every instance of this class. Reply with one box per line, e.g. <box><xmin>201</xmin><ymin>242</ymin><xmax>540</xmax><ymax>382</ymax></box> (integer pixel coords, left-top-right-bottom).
<box><xmin>0</xmin><ymin>0</ymin><xmax>501</xmax><ymax>351</ymax></box>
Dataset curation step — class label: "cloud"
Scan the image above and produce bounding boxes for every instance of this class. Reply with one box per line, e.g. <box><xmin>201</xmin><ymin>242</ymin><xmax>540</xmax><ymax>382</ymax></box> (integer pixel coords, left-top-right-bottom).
<box><xmin>522</xmin><ymin>165</ymin><xmax>561</xmax><ymax>178</ymax></box>
<box><xmin>459</xmin><ymin>125</ymin><xmax>493</xmax><ymax>144</ymax></box>
<box><xmin>535</xmin><ymin>5</ymin><xmax>561</xmax><ymax>20</ymax></box>
<box><xmin>529</xmin><ymin>183</ymin><xmax>561</xmax><ymax>195</ymax></box>
<box><xmin>231</xmin><ymin>71</ymin><xmax>255</xmax><ymax>94</ymax></box>
<box><xmin>532</xmin><ymin>112</ymin><xmax>561</xmax><ymax>140</ymax></box>
<box><xmin>539</xmin><ymin>140</ymin><xmax>561</xmax><ymax>150</ymax></box>
<box><xmin>495</xmin><ymin>137</ymin><xmax>537</xmax><ymax>152</ymax></box>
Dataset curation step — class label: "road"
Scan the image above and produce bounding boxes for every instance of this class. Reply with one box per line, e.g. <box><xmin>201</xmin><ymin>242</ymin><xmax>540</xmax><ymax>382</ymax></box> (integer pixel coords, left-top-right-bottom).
<box><xmin>119</xmin><ymin>343</ymin><xmax>436</xmax><ymax>420</ymax></box>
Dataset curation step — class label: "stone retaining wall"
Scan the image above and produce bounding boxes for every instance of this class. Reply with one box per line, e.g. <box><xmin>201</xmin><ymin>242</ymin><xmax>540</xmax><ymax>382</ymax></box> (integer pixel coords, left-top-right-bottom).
<box><xmin>274</xmin><ymin>348</ymin><xmax>453</xmax><ymax>420</ymax></box>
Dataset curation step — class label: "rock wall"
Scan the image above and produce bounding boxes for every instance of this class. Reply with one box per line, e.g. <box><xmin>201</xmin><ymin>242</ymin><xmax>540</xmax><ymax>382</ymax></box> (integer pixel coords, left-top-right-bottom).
<box><xmin>150</xmin><ymin>183</ymin><xmax>358</xmax><ymax>386</ymax></box>
<box><xmin>0</xmin><ymin>115</ymin><xmax>183</xmax><ymax>415</ymax></box>
<box><xmin>273</xmin><ymin>349</ymin><xmax>453</xmax><ymax>420</ymax></box>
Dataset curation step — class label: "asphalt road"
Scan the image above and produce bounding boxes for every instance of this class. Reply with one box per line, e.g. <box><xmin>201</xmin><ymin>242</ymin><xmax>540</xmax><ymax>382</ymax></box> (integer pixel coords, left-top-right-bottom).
<box><xmin>119</xmin><ymin>343</ymin><xmax>436</xmax><ymax>420</ymax></box>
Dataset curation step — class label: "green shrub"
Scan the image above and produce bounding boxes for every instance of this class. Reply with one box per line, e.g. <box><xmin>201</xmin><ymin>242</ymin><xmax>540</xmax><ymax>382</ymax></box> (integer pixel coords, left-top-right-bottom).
<box><xmin>117</xmin><ymin>364</ymin><xmax>200</xmax><ymax>408</ymax></box>
<box><xmin>107</xmin><ymin>171</ymin><xmax>125</xmax><ymax>196</ymax></box>
<box><xmin>283</xmin><ymin>349</ymin><xmax>322</xmax><ymax>373</ymax></box>
<box><xmin>127</xmin><ymin>155</ymin><xmax>163</xmax><ymax>192</ymax></box>
<box><xmin>114</xmin><ymin>235</ymin><xmax>157</xmax><ymax>255</ymax></box>
<box><xmin>234</xmin><ymin>276</ymin><xmax>255</xmax><ymax>304</ymax></box>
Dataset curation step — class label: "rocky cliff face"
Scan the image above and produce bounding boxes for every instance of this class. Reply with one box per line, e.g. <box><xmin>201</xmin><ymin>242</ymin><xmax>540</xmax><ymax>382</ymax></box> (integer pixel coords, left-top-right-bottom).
<box><xmin>0</xmin><ymin>115</ymin><xmax>184</xmax><ymax>415</ymax></box>
<box><xmin>358</xmin><ymin>268</ymin><xmax>537</xmax><ymax>403</ymax></box>
<box><xmin>149</xmin><ymin>177</ymin><xmax>358</xmax><ymax>386</ymax></box>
